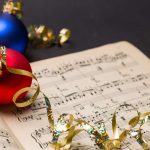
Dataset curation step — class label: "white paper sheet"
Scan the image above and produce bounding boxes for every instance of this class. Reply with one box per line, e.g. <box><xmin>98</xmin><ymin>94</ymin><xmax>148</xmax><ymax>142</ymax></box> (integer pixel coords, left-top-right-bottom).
<box><xmin>1</xmin><ymin>41</ymin><xmax>150</xmax><ymax>150</ymax></box>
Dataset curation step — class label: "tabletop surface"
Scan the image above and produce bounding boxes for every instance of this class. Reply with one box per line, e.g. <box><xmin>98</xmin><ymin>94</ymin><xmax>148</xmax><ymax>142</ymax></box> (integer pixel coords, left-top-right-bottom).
<box><xmin>7</xmin><ymin>0</ymin><xmax>150</xmax><ymax>61</ymax></box>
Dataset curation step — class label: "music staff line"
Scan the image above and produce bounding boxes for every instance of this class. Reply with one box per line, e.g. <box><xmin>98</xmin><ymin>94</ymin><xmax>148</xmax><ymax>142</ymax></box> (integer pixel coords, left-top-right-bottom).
<box><xmin>31</xmin><ymin>126</ymin><xmax>52</xmax><ymax>149</ymax></box>
<box><xmin>34</xmin><ymin>61</ymin><xmax>137</xmax><ymax>89</ymax></box>
<box><xmin>49</xmin><ymin>74</ymin><xmax>150</xmax><ymax>107</ymax></box>
<box><xmin>72</xmin><ymin>98</ymin><xmax>150</xmax><ymax>139</ymax></box>
<box><xmin>13</xmin><ymin>80</ymin><xmax>150</xmax><ymax>123</ymax></box>
<box><xmin>53</xmin><ymin>81</ymin><xmax>150</xmax><ymax>113</ymax></box>
<box><xmin>31</xmin><ymin>127</ymin><xmax>98</xmax><ymax>149</ymax></box>
<box><xmin>12</xmin><ymin>73</ymin><xmax>150</xmax><ymax>123</ymax></box>
<box><xmin>31</xmin><ymin>73</ymin><xmax>150</xmax><ymax>110</ymax></box>
<box><xmin>34</xmin><ymin>52</ymin><xmax>129</xmax><ymax>79</ymax></box>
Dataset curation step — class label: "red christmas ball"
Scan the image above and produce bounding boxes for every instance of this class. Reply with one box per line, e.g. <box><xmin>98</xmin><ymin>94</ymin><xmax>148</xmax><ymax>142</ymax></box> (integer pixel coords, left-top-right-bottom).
<box><xmin>0</xmin><ymin>48</ymin><xmax>32</xmax><ymax>105</ymax></box>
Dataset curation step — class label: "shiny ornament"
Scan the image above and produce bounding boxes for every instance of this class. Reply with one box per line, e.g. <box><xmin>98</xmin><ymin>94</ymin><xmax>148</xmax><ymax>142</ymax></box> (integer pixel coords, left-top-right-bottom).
<box><xmin>0</xmin><ymin>13</ymin><xmax>28</xmax><ymax>53</ymax></box>
<box><xmin>0</xmin><ymin>48</ymin><xmax>32</xmax><ymax>105</ymax></box>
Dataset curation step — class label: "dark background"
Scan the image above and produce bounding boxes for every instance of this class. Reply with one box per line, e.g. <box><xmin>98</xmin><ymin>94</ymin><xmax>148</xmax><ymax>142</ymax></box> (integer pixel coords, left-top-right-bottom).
<box><xmin>15</xmin><ymin>1</ymin><xmax>150</xmax><ymax>61</ymax></box>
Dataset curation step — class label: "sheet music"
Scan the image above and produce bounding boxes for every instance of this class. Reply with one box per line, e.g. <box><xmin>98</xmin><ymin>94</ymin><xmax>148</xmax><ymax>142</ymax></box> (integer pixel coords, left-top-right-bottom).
<box><xmin>0</xmin><ymin>117</ymin><xmax>20</xmax><ymax>150</ymax></box>
<box><xmin>1</xmin><ymin>41</ymin><xmax>150</xmax><ymax>149</ymax></box>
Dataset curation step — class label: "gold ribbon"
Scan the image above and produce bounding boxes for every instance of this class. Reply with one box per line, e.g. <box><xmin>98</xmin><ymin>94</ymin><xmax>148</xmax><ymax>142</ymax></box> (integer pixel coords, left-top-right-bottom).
<box><xmin>0</xmin><ymin>46</ymin><xmax>40</xmax><ymax>108</ymax></box>
<box><xmin>49</xmin><ymin>104</ymin><xmax>150</xmax><ymax>150</ymax></box>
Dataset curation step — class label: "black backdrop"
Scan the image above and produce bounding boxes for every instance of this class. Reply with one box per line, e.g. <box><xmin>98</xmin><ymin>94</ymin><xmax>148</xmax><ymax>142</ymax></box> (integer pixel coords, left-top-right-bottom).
<box><xmin>3</xmin><ymin>0</ymin><xmax>150</xmax><ymax>61</ymax></box>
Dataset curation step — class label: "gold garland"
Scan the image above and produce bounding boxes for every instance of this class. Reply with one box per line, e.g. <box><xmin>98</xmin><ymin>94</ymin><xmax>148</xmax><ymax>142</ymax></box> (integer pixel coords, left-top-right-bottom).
<box><xmin>48</xmin><ymin>105</ymin><xmax>150</xmax><ymax>150</ymax></box>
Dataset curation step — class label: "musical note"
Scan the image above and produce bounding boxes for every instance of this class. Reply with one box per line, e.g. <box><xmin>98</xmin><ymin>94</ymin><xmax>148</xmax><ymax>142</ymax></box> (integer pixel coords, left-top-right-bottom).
<box><xmin>31</xmin><ymin>127</ymin><xmax>52</xmax><ymax>149</ymax></box>
<box><xmin>33</xmin><ymin>52</ymin><xmax>133</xmax><ymax>80</ymax></box>
<box><xmin>0</xmin><ymin>118</ymin><xmax>19</xmax><ymax>150</ymax></box>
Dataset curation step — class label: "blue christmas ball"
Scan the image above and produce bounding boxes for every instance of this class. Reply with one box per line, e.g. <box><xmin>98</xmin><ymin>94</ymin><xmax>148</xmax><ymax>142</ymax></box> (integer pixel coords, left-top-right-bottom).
<box><xmin>0</xmin><ymin>13</ymin><xmax>28</xmax><ymax>53</ymax></box>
